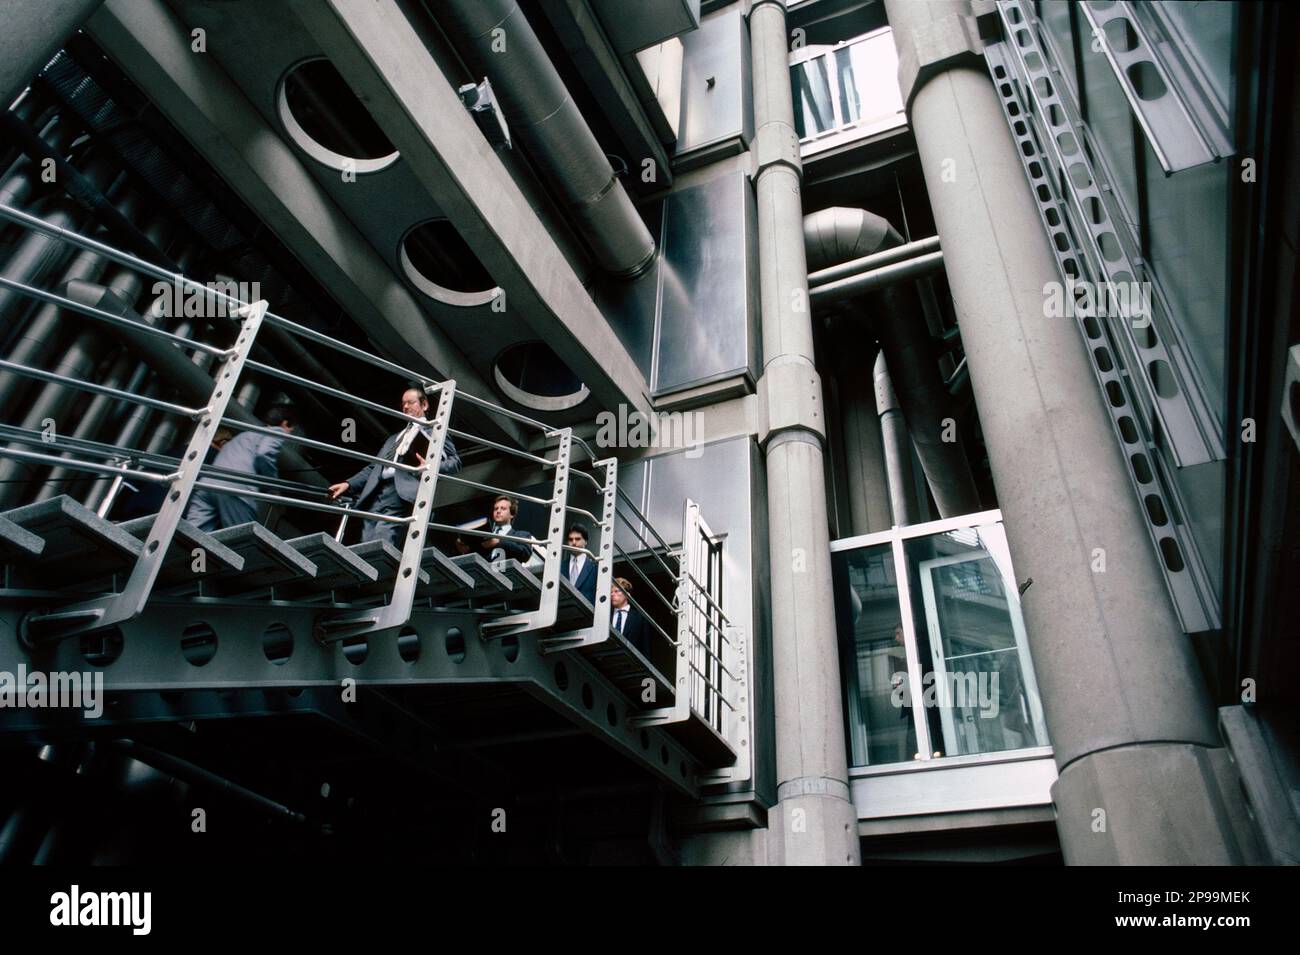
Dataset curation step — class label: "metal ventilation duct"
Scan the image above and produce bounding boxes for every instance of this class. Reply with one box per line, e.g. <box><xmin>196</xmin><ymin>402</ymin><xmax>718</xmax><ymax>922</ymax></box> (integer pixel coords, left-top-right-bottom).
<box><xmin>437</xmin><ymin>0</ymin><xmax>656</xmax><ymax>279</ymax></box>
<box><xmin>804</xmin><ymin>206</ymin><xmax>980</xmax><ymax>519</ymax></box>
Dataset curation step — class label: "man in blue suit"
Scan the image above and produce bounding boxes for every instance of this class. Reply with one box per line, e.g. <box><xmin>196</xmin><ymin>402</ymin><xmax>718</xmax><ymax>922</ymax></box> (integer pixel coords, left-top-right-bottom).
<box><xmin>611</xmin><ymin>576</ymin><xmax>649</xmax><ymax>657</ymax></box>
<box><xmin>559</xmin><ymin>522</ymin><xmax>598</xmax><ymax>604</ymax></box>
<box><xmin>328</xmin><ymin>385</ymin><xmax>461</xmax><ymax>548</ymax></box>
<box><xmin>186</xmin><ymin>404</ymin><xmax>297</xmax><ymax>531</ymax></box>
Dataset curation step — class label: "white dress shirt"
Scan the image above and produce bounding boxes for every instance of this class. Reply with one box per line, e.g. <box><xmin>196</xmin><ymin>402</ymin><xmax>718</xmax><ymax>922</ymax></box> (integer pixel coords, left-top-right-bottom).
<box><xmin>381</xmin><ymin>423</ymin><xmax>430</xmax><ymax>480</ymax></box>
<box><xmin>568</xmin><ymin>553</ymin><xmax>587</xmax><ymax>585</ymax></box>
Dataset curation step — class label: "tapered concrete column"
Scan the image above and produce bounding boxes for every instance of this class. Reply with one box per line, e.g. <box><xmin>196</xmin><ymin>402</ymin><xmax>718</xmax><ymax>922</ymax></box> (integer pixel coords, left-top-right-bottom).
<box><xmin>750</xmin><ymin>0</ymin><xmax>859</xmax><ymax>866</ymax></box>
<box><xmin>0</xmin><ymin>0</ymin><xmax>104</xmax><ymax>108</ymax></box>
<box><xmin>885</xmin><ymin>0</ymin><xmax>1254</xmax><ymax>863</ymax></box>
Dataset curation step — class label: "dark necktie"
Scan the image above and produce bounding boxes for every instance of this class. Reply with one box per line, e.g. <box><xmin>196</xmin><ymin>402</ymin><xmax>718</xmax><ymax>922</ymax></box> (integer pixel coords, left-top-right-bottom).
<box><xmin>615</xmin><ymin>609</ymin><xmax>626</xmax><ymax>633</ymax></box>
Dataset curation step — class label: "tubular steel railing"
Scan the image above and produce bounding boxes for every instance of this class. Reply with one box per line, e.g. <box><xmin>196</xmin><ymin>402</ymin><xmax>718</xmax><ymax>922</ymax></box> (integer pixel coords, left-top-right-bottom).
<box><xmin>0</xmin><ymin>203</ymin><xmax>745</xmax><ymax>770</ymax></box>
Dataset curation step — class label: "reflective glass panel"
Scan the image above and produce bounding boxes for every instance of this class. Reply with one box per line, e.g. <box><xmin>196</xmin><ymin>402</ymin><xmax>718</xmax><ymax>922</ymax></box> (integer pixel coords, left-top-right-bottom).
<box><xmin>901</xmin><ymin>524</ymin><xmax>1049</xmax><ymax>758</ymax></box>
<box><xmin>791</xmin><ymin>54</ymin><xmax>835</xmax><ymax>139</ymax></box>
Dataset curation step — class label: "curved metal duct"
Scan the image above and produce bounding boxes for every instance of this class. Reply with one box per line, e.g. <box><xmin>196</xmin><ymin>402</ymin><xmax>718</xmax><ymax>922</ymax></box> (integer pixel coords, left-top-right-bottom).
<box><xmin>437</xmin><ymin>0</ymin><xmax>655</xmax><ymax>279</ymax></box>
<box><xmin>805</xmin><ymin>207</ymin><xmax>980</xmax><ymax>518</ymax></box>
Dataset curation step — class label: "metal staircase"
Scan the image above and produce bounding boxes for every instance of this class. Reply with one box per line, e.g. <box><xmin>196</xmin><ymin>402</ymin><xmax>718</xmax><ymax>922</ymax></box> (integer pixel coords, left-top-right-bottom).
<box><xmin>0</xmin><ymin>204</ymin><xmax>750</xmax><ymax>798</ymax></box>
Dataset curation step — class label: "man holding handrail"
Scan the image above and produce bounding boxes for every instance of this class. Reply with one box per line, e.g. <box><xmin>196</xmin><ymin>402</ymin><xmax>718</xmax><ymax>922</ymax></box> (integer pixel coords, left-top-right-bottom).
<box><xmin>186</xmin><ymin>404</ymin><xmax>297</xmax><ymax>531</ymax></box>
<box><xmin>327</xmin><ymin>384</ymin><xmax>461</xmax><ymax>548</ymax></box>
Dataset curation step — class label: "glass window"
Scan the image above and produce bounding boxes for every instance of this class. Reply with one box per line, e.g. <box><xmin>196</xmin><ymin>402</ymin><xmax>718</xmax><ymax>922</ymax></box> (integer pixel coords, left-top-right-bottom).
<box><xmin>832</xmin><ymin>543</ymin><xmax>936</xmax><ymax>766</ymax></box>
<box><xmin>833</xmin><ymin>33</ymin><xmax>904</xmax><ymax>131</ymax></box>
<box><xmin>833</xmin><ymin>517</ymin><xmax>1050</xmax><ymax>768</ymax></box>
<box><xmin>791</xmin><ymin>54</ymin><xmax>835</xmax><ymax>140</ymax></box>
<box><xmin>1141</xmin><ymin>139</ymin><xmax>1230</xmax><ymax>419</ymax></box>
<box><xmin>902</xmin><ymin>524</ymin><xmax>1049</xmax><ymax>758</ymax></box>
<box><xmin>1077</xmin><ymin>38</ymin><xmax>1141</xmax><ymax>235</ymax></box>
<box><xmin>789</xmin><ymin>30</ymin><xmax>904</xmax><ymax>145</ymax></box>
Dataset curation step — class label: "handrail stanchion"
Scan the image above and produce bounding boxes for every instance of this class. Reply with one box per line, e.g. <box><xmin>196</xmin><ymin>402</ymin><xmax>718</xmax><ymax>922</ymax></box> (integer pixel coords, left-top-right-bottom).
<box><xmin>541</xmin><ymin>457</ymin><xmax>617</xmax><ymax>652</ymax></box>
<box><xmin>481</xmin><ymin>428</ymin><xmax>571</xmax><ymax>637</ymax></box>
<box><xmin>21</xmin><ymin>301</ymin><xmax>268</xmax><ymax>645</ymax></box>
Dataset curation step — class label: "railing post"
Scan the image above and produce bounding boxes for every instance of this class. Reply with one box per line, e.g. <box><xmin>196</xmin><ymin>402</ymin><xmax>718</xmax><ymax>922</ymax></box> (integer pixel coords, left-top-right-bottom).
<box><xmin>22</xmin><ymin>300</ymin><xmax>267</xmax><ymax>644</ymax></box>
<box><xmin>481</xmin><ymin>428</ymin><xmax>571</xmax><ymax>636</ymax></box>
<box><xmin>540</xmin><ymin>455</ymin><xmax>616</xmax><ymax>653</ymax></box>
<box><xmin>629</xmin><ymin>501</ymin><xmax>696</xmax><ymax>728</ymax></box>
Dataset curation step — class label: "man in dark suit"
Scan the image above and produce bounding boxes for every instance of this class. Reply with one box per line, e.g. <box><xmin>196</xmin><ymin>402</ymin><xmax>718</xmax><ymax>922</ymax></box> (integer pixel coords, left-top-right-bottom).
<box><xmin>186</xmin><ymin>404</ymin><xmax>297</xmax><ymax>531</ymax></box>
<box><xmin>559</xmin><ymin>522</ymin><xmax>598</xmax><ymax>603</ymax></box>
<box><xmin>327</xmin><ymin>385</ymin><xmax>461</xmax><ymax>548</ymax></box>
<box><xmin>611</xmin><ymin>576</ymin><xmax>649</xmax><ymax>657</ymax></box>
<box><xmin>479</xmin><ymin>494</ymin><xmax>534</xmax><ymax>563</ymax></box>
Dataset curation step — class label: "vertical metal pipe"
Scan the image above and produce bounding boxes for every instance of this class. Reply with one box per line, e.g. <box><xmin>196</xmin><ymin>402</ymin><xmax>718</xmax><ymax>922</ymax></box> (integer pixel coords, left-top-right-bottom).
<box><xmin>750</xmin><ymin>0</ymin><xmax>859</xmax><ymax>866</ymax></box>
<box><xmin>873</xmin><ymin>351</ymin><xmax>918</xmax><ymax>527</ymax></box>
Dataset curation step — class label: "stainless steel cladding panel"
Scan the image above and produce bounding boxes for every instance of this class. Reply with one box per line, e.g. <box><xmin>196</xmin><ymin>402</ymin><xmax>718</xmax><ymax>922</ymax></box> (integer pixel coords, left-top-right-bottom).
<box><xmin>654</xmin><ymin>170</ymin><xmax>757</xmax><ymax>394</ymax></box>
<box><xmin>675</xmin><ymin>7</ymin><xmax>754</xmax><ymax>162</ymax></box>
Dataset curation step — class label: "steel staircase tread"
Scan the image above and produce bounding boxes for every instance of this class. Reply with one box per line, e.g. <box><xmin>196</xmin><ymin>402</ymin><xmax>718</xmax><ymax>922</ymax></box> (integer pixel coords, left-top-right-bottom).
<box><xmin>202</xmin><ymin>522</ymin><xmax>319</xmax><ymax>592</ymax></box>
<box><xmin>0</xmin><ymin>513</ymin><xmax>44</xmax><ymax>560</ymax></box>
<box><xmin>343</xmin><ymin>539</ymin><xmax>429</xmax><ymax>598</ymax></box>
<box><xmin>418</xmin><ymin>546</ymin><xmax>475</xmax><ymax>598</ymax></box>
<box><xmin>578</xmin><ymin>632</ymin><xmax>674</xmax><ymax>703</ymax></box>
<box><xmin>2</xmin><ymin>495</ymin><xmax>141</xmax><ymax>576</ymax></box>
<box><xmin>449</xmin><ymin>553</ymin><xmax>514</xmax><ymax>600</ymax></box>
<box><xmin>279</xmin><ymin>533</ymin><xmax>379</xmax><ymax>594</ymax></box>
<box><xmin>116</xmin><ymin>514</ymin><xmax>246</xmax><ymax>584</ymax></box>
<box><xmin>556</xmin><ymin>576</ymin><xmax>595</xmax><ymax>623</ymax></box>
<box><xmin>492</xmin><ymin>559</ymin><xmax>541</xmax><ymax>600</ymax></box>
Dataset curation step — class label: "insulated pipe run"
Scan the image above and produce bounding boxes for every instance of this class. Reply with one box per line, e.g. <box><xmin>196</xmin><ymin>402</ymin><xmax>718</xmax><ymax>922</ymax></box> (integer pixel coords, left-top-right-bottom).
<box><xmin>804</xmin><ymin>206</ymin><xmax>980</xmax><ymax>518</ymax></box>
<box><xmin>874</xmin><ymin>351</ymin><xmax>918</xmax><ymax>526</ymax></box>
<box><xmin>808</xmin><ymin>234</ymin><xmax>942</xmax><ymax>286</ymax></box>
<box><xmin>809</xmin><ymin>251</ymin><xmax>945</xmax><ymax>304</ymax></box>
<box><xmin>436</xmin><ymin>0</ymin><xmax>655</xmax><ymax>278</ymax></box>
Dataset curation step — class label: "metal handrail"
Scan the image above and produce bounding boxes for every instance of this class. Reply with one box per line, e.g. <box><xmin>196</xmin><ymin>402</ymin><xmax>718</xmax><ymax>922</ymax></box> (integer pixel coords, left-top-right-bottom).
<box><xmin>686</xmin><ymin>658</ymin><xmax>737</xmax><ymax>710</ymax></box>
<box><xmin>614</xmin><ymin>505</ymin><xmax>681</xmax><ymax>581</ymax></box>
<box><xmin>242</xmin><ymin>359</ymin><xmax>429</xmax><ymax>425</ymax></box>
<box><xmin>0</xmin><ymin>447</ymin><xmax>176</xmax><ymax>484</ymax></box>
<box><xmin>0</xmin><ymin>276</ymin><xmax>231</xmax><ymax>357</ymax></box>
<box><xmin>620</xmin><ymin>590</ymin><xmax>678</xmax><ymax>648</ymax></box>
<box><xmin>0</xmin><ymin>202</ymin><xmax>445</xmax><ymax>387</ymax></box>
<box><xmin>437</xmin><ymin>472</ymin><xmax>553</xmax><ymax>507</ymax></box>
<box><xmin>682</xmin><ymin>620</ymin><xmax>737</xmax><ymax>678</ymax></box>
<box><xmin>0</xmin><ymin>359</ymin><xmax>208</xmax><ymax>418</ymax></box>
<box><xmin>447</xmin><ymin>427</ymin><xmax>556</xmax><ymax>467</ymax></box>
<box><xmin>212</xmin><ymin>417</ymin><xmax>425</xmax><ymax>473</ymax></box>
<box><xmin>612</xmin><ymin>540</ymin><xmax>679</xmax><ymax>617</ymax></box>
<box><xmin>614</xmin><ymin>482</ymin><xmax>677</xmax><ymax>557</ymax></box>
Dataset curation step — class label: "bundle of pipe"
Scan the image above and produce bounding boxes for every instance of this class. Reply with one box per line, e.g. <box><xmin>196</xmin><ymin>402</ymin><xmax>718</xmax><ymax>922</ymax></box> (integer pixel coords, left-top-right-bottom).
<box><xmin>804</xmin><ymin>206</ymin><xmax>979</xmax><ymax>519</ymax></box>
<box><xmin>435</xmin><ymin>0</ymin><xmax>655</xmax><ymax>278</ymax></box>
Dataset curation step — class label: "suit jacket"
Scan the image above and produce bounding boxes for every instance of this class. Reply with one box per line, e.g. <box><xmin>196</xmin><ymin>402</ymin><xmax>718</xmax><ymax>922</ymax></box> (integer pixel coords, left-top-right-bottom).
<box><xmin>186</xmin><ymin>429</ymin><xmax>286</xmax><ymax>530</ymax></box>
<box><xmin>345</xmin><ymin>426</ymin><xmax>461</xmax><ymax>507</ymax></box>
<box><xmin>612</xmin><ymin>606</ymin><xmax>649</xmax><ymax>657</ymax></box>
<box><xmin>560</xmin><ymin>552</ymin><xmax>598</xmax><ymax>604</ymax></box>
<box><xmin>484</xmin><ymin>522</ymin><xmax>534</xmax><ymax>562</ymax></box>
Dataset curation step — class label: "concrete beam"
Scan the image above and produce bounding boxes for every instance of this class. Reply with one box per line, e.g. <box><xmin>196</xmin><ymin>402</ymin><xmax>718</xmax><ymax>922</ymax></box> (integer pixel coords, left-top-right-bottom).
<box><xmin>1</xmin><ymin>0</ymin><xmax>104</xmax><ymax>109</ymax></box>
<box><xmin>291</xmin><ymin>0</ymin><xmax>655</xmax><ymax>423</ymax></box>
<box><xmin>85</xmin><ymin>0</ymin><xmax>524</xmax><ymax>447</ymax></box>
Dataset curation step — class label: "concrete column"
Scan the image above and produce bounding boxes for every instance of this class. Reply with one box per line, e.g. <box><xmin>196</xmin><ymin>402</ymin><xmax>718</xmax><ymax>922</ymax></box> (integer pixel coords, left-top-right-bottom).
<box><xmin>0</xmin><ymin>0</ymin><xmax>104</xmax><ymax>109</ymax></box>
<box><xmin>885</xmin><ymin>0</ymin><xmax>1254</xmax><ymax>863</ymax></box>
<box><xmin>750</xmin><ymin>0</ymin><xmax>859</xmax><ymax>866</ymax></box>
